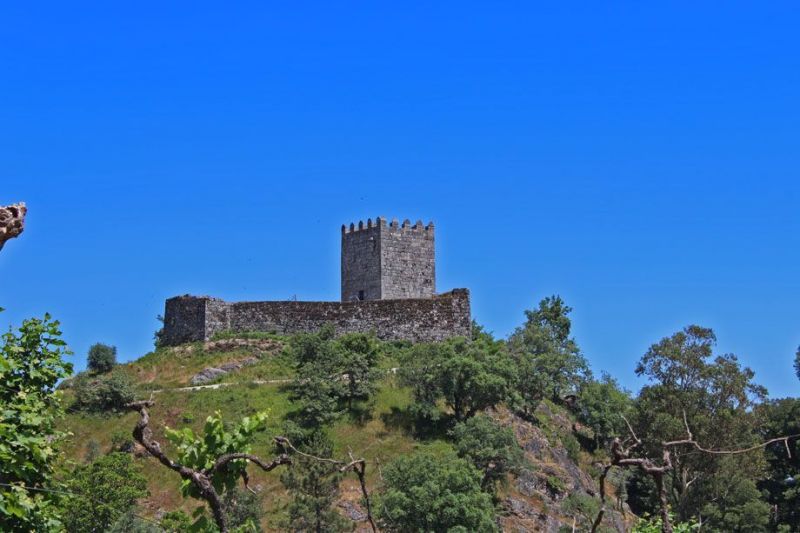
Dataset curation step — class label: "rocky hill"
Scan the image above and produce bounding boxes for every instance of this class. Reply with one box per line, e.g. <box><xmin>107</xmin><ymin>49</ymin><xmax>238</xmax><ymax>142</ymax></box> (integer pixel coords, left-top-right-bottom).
<box><xmin>58</xmin><ymin>335</ymin><xmax>632</xmax><ymax>532</ymax></box>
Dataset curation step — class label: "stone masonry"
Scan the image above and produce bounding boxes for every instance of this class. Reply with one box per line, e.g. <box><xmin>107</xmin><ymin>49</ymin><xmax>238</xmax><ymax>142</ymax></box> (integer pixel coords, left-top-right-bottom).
<box><xmin>341</xmin><ymin>217</ymin><xmax>435</xmax><ymax>302</ymax></box>
<box><xmin>161</xmin><ymin>218</ymin><xmax>470</xmax><ymax>345</ymax></box>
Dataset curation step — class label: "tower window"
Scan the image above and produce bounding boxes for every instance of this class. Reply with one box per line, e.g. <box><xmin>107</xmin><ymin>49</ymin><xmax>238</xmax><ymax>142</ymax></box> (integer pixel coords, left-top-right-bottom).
<box><xmin>358</xmin><ymin>290</ymin><xmax>365</xmax><ymax>301</ymax></box>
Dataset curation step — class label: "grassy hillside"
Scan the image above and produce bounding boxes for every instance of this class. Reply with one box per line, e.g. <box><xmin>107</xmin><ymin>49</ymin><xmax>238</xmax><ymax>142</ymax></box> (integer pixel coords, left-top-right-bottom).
<box><xmin>58</xmin><ymin>336</ymin><xmax>630</xmax><ymax>531</ymax></box>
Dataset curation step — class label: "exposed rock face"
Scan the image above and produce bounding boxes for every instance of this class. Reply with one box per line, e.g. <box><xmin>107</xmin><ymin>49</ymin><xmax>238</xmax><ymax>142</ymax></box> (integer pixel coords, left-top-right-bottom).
<box><xmin>189</xmin><ymin>357</ymin><xmax>258</xmax><ymax>385</ymax></box>
<box><xmin>489</xmin><ymin>405</ymin><xmax>631</xmax><ymax>532</ymax></box>
<box><xmin>0</xmin><ymin>203</ymin><xmax>26</xmax><ymax>250</ymax></box>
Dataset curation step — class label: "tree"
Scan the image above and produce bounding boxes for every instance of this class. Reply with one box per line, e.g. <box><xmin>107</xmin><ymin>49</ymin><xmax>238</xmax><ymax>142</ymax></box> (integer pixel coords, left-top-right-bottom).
<box><xmin>61</xmin><ymin>452</ymin><xmax>149</xmax><ymax>532</ymax></box>
<box><xmin>87</xmin><ymin>342</ymin><xmax>117</xmax><ymax>373</ymax></box>
<box><xmin>280</xmin><ymin>432</ymin><xmax>350</xmax><ymax>532</ymax></box>
<box><xmin>72</xmin><ymin>369</ymin><xmax>135</xmax><ymax>412</ymax></box>
<box><xmin>757</xmin><ymin>398</ymin><xmax>800</xmax><ymax>531</ymax></box>
<box><xmin>0</xmin><ymin>313</ymin><xmax>72</xmax><ymax>531</ymax></box>
<box><xmin>450</xmin><ymin>414</ymin><xmax>524</xmax><ymax>492</ymax></box>
<box><xmin>632</xmin><ymin>325</ymin><xmax>768</xmax><ymax>523</ymax></box>
<box><xmin>578</xmin><ymin>373</ymin><xmax>634</xmax><ymax>448</ymax></box>
<box><xmin>378</xmin><ymin>450</ymin><xmax>497</xmax><ymax>532</ymax></box>
<box><xmin>591</xmin><ymin>413</ymin><xmax>794</xmax><ymax>533</ymax></box>
<box><xmin>508</xmin><ymin>295</ymin><xmax>591</xmax><ymax>414</ymax></box>
<box><xmin>794</xmin><ymin>345</ymin><xmax>800</xmax><ymax>382</ymax></box>
<box><xmin>399</xmin><ymin>336</ymin><xmax>515</xmax><ymax>422</ymax></box>
<box><xmin>289</xmin><ymin>330</ymin><xmax>382</xmax><ymax>428</ymax></box>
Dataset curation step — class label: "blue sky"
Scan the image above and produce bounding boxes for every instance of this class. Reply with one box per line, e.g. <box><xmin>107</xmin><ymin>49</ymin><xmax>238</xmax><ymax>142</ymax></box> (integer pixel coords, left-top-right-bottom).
<box><xmin>2</xmin><ymin>2</ymin><xmax>799</xmax><ymax>397</ymax></box>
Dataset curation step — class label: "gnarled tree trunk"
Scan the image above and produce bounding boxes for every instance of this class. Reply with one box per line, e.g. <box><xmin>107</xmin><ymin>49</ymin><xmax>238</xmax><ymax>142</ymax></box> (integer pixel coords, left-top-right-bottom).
<box><xmin>0</xmin><ymin>203</ymin><xmax>26</xmax><ymax>251</ymax></box>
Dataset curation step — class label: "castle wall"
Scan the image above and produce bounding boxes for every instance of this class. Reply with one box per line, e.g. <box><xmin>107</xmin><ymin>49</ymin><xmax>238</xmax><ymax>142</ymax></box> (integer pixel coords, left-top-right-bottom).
<box><xmin>162</xmin><ymin>289</ymin><xmax>471</xmax><ymax>345</ymax></box>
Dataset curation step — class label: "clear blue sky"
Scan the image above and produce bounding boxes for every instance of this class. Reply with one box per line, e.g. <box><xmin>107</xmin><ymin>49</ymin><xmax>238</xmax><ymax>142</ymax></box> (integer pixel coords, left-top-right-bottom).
<box><xmin>2</xmin><ymin>2</ymin><xmax>799</xmax><ymax>397</ymax></box>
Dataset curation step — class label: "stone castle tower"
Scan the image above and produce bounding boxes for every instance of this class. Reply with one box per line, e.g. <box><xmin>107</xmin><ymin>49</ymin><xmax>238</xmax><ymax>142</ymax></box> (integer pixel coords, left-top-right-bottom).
<box><xmin>341</xmin><ymin>217</ymin><xmax>435</xmax><ymax>302</ymax></box>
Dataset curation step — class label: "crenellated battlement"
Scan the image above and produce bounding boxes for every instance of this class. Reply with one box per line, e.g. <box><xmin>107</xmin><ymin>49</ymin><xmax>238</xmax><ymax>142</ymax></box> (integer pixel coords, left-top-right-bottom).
<box><xmin>342</xmin><ymin>216</ymin><xmax>434</xmax><ymax>234</ymax></box>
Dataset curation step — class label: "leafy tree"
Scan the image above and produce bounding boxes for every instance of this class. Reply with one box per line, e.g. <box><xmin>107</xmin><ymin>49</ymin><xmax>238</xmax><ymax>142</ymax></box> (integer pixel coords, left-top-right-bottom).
<box><xmin>450</xmin><ymin>414</ymin><xmax>524</xmax><ymax>492</ymax></box>
<box><xmin>280</xmin><ymin>431</ymin><xmax>350</xmax><ymax>532</ymax></box>
<box><xmin>378</xmin><ymin>450</ymin><xmax>497</xmax><ymax>532</ymax></box>
<box><xmin>0</xmin><ymin>313</ymin><xmax>72</xmax><ymax>531</ymax></box>
<box><xmin>399</xmin><ymin>336</ymin><xmax>515</xmax><ymax>422</ymax></box>
<box><xmin>697</xmin><ymin>460</ymin><xmax>769</xmax><ymax>532</ymax></box>
<box><xmin>795</xmin><ymin>345</ymin><xmax>800</xmax><ymax>382</ymax></box>
<box><xmin>87</xmin><ymin>342</ymin><xmax>117</xmax><ymax>373</ymax></box>
<box><xmin>290</xmin><ymin>329</ymin><xmax>382</xmax><ymax>427</ymax></box>
<box><xmin>336</xmin><ymin>333</ymin><xmax>381</xmax><ymax>408</ymax></box>
<box><xmin>72</xmin><ymin>369</ymin><xmax>135</xmax><ymax>412</ymax></box>
<box><xmin>757</xmin><ymin>398</ymin><xmax>800</xmax><ymax>531</ymax></box>
<box><xmin>508</xmin><ymin>295</ymin><xmax>591</xmax><ymax>413</ymax></box>
<box><xmin>578</xmin><ymin>373</ymin><xmax>634</xmax><ymax>448</ymax></box>
<box><xmin>61</xmin><ymin>452</ymin><xmax>149</xmax><ymax>532</ymax></box>
<box><xmin>632</xmin><ymin>325</ymin><xmax>768</xmax><ymax>524</ymax></box>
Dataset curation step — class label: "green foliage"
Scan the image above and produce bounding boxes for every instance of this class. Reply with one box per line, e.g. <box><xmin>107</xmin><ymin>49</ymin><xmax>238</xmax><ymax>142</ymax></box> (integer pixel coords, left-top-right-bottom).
<box><xmin>378</xmin><ymin>449</ymin><xmax>497</xmax><ymax>532</ymax></box>
<box><xmin>450</xmin><ymin>414</ymin><xmax>524</xmax><ymax>492</ymax></box>
<box><xmin>398</xmin><ymin>336</ymin><xmax>516</xmax><ymax>422</ymax></box>
<box><xmin>632</xmin><ymin>513</ymin><xmax>699</xmax><ymax>533</ymax></box>
<box><xmin>756</xmin><ymin>398</ymin><xmax>800</xmax><ymax>531</ymax></box>
<box><xmin>159</xmin><ymin>510</ymin><xmax>194</xmax><ymax>531</ymax></box>
<box><xmin>508</xmin><ymin>296</ymin><xmax>591</xmax><ymax>414</ymax></box>
<box><xmin>795</xmin><ymin>346</ymin><xmax>800</xmax><ymax>382</ymax></box>
<box><xmin>698</xmin><ymin>475</ymin><xmax>770</xmax><ymax>532</ymax></box>
<box><xmin>72</xmin><ymin>369</ymin><xmax>135</xmax><ymax>412</ymax></box>
<box><xmin>289</xmin><ymin>329</ymin><xmax>382</xmax><ymax>428</ymax></box>
<box><xmin>578</xmin><ymin>373</ymin><xmax>633</xmax><ymax>448</ymax></box>
<box><xmin>61</xmin><ymin>452</ymin><xmax>149</xmax><ymax>532</ymax></box>
<box><xmin>165</xmin><ymin>410</ymin><xmax>270</xmax><ymax>499</ymax></box>
<box><xmin>560</xmin><ymin>493</ymin><xmax>600</xmax><ymax>531</ymax></box>
<box><xmin>108</xmin><ymin>510</ymin><xmax>162</xmax><ymax>532</ymax></box>
<box><xmin>87</xmin><ymin>342</ymin><xmax>117</xmax><ymax>373</ymax></box>
<box><xmin>222</xmin><ymin>487</ymin><xmax>264</xmax><ymax>532</ymax></box>
<box><xmin>633</xmin><ymin>325</ymin><xmax>768</xmax><ymax>523</ymax></box>
<box><xmin>280</xmin><ymin>431</ymin><xmax>350</xmax><ymax>532</ymax></box>
<box><xmin>0</xmin><ymin>313</ymin><xmax>72</xmax><ymax>532</ymax></box>
<box><xmin>546</xmin><ymin>475</ymin><xmax>566</xmax><ymax>495</ymax></box>
<box><xmin>111</xmin><ymin>429</ymin><xmax>135</xmax><ymax>453</ymax></box>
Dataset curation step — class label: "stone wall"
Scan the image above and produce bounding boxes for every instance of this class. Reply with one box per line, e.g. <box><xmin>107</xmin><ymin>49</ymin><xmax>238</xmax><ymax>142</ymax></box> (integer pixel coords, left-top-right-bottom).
<box><xmin>161</xmin><ymin>289</ymin><xmax>471</xmax><ymax>345</ymax></box>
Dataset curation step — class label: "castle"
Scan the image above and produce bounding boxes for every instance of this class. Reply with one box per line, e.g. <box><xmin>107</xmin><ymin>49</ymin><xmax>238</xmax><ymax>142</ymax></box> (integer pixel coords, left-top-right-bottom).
<box><xmin>160</xmin><ymin>217</ymin><xmax>472</xmax><ymax>345</ymax></box>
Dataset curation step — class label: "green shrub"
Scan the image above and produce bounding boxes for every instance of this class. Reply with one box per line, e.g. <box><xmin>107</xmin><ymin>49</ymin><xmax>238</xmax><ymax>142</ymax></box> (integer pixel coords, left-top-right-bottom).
<box><xmin>87</xmin><ymin>342</ymin><xmax>117</xmax><ymax>373</ymax></box>
<box><xmin>72</xmin><ymin>370</ymin><xmax>135</xmax><ymax>413</ymax></box>
<box><xmin>450</xmin><ymin>414</ymin><xmax>525</xmax><ymax>493</ymax></box>
<box><xmin>378</xmin><ymin>449</ymin><xmax>497</xmax><ymax>532</ymax></box>
<box><xmin>61</xmin><ymin>452</ymin><xmax>149</xmax><ymax>532</ymax></box>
